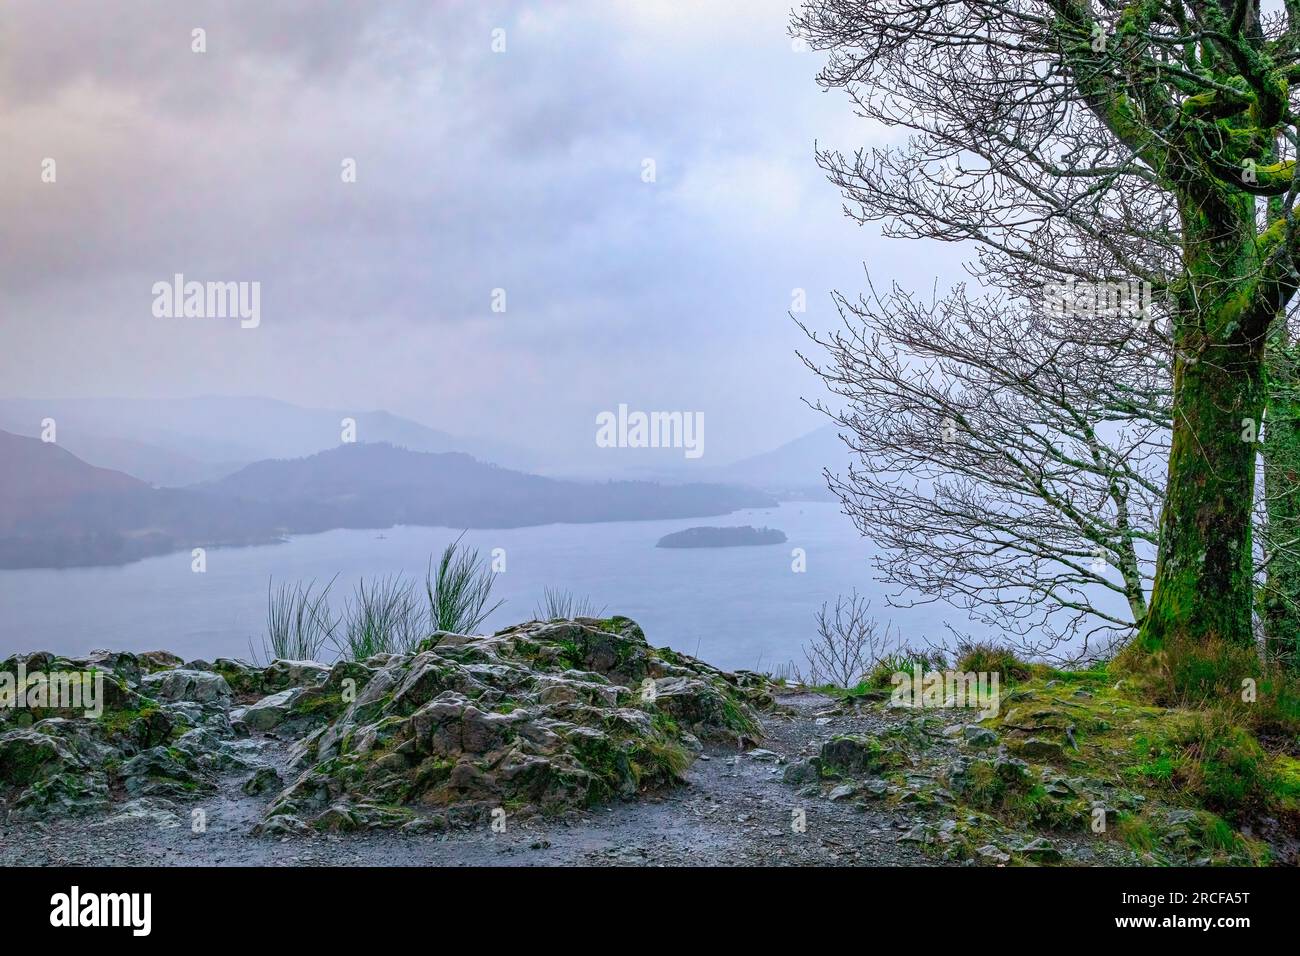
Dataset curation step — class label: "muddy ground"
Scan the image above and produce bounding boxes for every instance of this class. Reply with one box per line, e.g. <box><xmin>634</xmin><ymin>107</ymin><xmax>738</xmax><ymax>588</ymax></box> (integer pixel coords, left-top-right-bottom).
<box><xmin>0</xmin><ymin>691</ymin><xmax>938</xmax><ymax>867</ymax></box>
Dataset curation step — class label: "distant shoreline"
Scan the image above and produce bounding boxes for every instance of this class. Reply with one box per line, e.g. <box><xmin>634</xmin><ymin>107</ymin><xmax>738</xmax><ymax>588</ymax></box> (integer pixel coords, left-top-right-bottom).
<box><xmin>0</xmin><ymin>508</ymin><xmax>788</xmax><ymax>572</ymax></box>
<box><xmin>656</xmin><ymin>525</ymin><xmax>787</xmax><ymax>549</ymax></box>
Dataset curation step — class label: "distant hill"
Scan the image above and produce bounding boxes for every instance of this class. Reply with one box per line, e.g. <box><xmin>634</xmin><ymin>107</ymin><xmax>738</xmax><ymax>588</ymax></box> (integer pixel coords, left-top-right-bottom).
<box><xmin>715</xmin><ymin>424</ymin><xmax>850</xmax><ymax>499</ymax></box>
<box><xmin>203</xmin><ymin>442</ymin><xmax>776</xmax><ymax>531</ymax></box>
<box><xmin>0</xmin><ymin>432</ymin><xmax>775</xmax><ymax>569</ymax></box>
<box><xmin>0</xmin><ymin>429</ymin><xmax>147</xmax><ymax>523</ymax></box>
<box><xmin>0</xmin><ymin>430</ymin><xmax>280</xmax><ymax>568</ymax></box>
<box><xmin>0</xmin><ymin>396</ymin><xmax>537</xmax><ymax>483</ymax></box>
<box><xmin>38</xmin><ymin>432</ymin><xmax>240</xmax><ymax>488</ymax></box>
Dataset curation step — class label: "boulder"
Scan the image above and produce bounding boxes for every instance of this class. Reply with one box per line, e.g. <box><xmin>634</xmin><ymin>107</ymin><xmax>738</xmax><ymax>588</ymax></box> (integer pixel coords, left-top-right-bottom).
<box><xmin>0</xmin><ymin>617</ymin><xmax>769</xmax><ymax>834</ymax></box>
<box><xmin>976</xmin><ymin>844</ymin><xmax>1011</xmax><ymax>865</ymax></box>
<box><xmin>261</xmin><ymin>617</ymin><xmax>764</xmax><ymax>830</ymax></box>
<box><xmin>1014</xmin><ymin>837</ymin><xmax>1063</xmax><ymax>863</ymax></box>
<box><xmin>242</xmin><ymin>766</ymin><xmax>282</xmax><ymax>796</ymax></box>
<box><xmin>241</xmin><ymin>688</ymin><xmax>305</xmax><ymax>733</ymax></box>
<box><xmin>962</xmin><ymin>725</ymin><xmax>999</xmax><ymax>749</ymax></box>
<box><xmin>818</xmin><ymin>734</ymin><xmax>902</xmax><ymax>776</ymax></box>
<box><xmin>0</xmin><ymin>729</ymin><xmax>85</xmax><ymax>786</ymax></box>
<box><xmin>120</xmin><ymin>745</ymin><xmax>213</xmax><ymax>798</ymax></box>
<box><xmin>1017</xmin><ymin>737</ymin><xmax>1066</xmax><ymax>761</ymax></box>
<box><xmin>262</xmin><ymin>659</ymin><xmax>331</xmax><ymax>692</ymax></box>
<box><xmin>141</xmin><ymin>669</ymin><xmax>232</xmax><ymax>705</ymax></box>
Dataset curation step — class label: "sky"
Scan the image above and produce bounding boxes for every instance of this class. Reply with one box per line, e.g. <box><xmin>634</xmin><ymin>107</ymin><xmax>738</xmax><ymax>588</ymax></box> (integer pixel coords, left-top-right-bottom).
<box><xmin>0</xmin><ymin>0</ymin><xmax>967</xmax><ymax>469</ymax></box>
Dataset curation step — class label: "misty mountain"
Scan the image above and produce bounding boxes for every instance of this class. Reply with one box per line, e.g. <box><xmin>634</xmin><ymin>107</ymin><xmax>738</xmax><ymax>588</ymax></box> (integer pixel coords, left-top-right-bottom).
<box><xmin>0</xmin><ymin>430</ymin><xmax>281</xmax><ymax>569</ymax></box>
<box><xmin>37</xmin><ymin>433</ymin><xmax>239</xmax><ymax>488</ymax></box>
<box><xmin>551</xmin><ymin>423</ymin><xmax>853</xmax><ymax>499</ymax></box>
<box><xmin>202</xmin><ymin>442</ymin><xmax>776</xmax><ymax>530</ymax></box>
<box><xmin>714</xmin><ymin>424</ymin><xmax>850</xmax><ymax>499</ymax></box>
<box><xmin>0</xmin><ymin>431</ymin><xmax>774</xmax><ymax>569</ymax></box>
<box><xmin>0</xmin><ymin>396</ymin><xmax>538</xmax><ymax>484</ymax></box>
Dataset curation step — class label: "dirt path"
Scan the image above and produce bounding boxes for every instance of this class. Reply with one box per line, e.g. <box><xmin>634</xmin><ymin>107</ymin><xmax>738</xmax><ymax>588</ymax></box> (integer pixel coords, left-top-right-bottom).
<box><xmin>0</xmin><ymin>692</ymin><xmax>936</xmax><ymax>867</ymax></box>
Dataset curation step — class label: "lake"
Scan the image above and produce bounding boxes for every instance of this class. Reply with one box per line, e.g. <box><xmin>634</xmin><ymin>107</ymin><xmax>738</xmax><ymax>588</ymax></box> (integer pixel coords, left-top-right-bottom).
<box><xmin>0</xmin><ymin>502</ymin><xmax>962</xmax><ymax>672</ymax></box>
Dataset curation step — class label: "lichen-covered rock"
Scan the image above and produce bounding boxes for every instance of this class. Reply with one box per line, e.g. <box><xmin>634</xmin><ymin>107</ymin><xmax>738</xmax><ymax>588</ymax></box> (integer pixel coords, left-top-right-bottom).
<box><xmin>212</xmin><ymin>658</ymin><xmax>263</xmax><ymax>697</ymax></box>
<box><xmin>76</xmin><ymin>650</ymin><xmax>144</xmax><ymax>687</ymax></box>
<box><xmin>0</xmin><ymin>727</ymin><xmax>111</xmax><ymax>817</ymax></box>
<box><xmin>262</xmin><ymin>617</ymin><xmax>764</xmax><ymax>830</ymax></box>
<box><xmin>962</xmin><ymin>725</ymin><xmax>999</xmax><ymax>749</ymax></box>
<box><xmin>137</xmin><ymin>651</ymin><xmax>184</xmax><ymax>673</ymax></box>
<box><xmin>0</xmin><ymin>618</ymin><xmax>769</xmax><ymax>833</ymax></box>
<box><xmin>1017</xmin><ymin>737</ymin><xmax>1066</xmax><ymax>761</ymax></box>
<box><xmin>141</xmin><ymin>669</ymin><xmax>232</xmax><ymax>706</ymax></box>
<box><xmin>0</xmin><ymin>729</ymin><xmax>85</xmax><ymax>786</ymax></box>
<box><xmin>782</xmin><ymin>671</ymin><xmax>1280</xmax><ymax>866</ymax></box>
<box><xmin>240</xmin><ymin>689</ymin><xmax>305</xmax><ymax>733</ymax></box>
<box><xmin>818</xmin><ymin>734</ymin><xmax>904</xmax><ymax>776</ymax></box>
<box><xmin>120</xmin><ymin>745</ymin><xmax>215</xmax><ymax>798</ymax></box>
<box><xmin>14</xmin><ymin>770</ymin><xmax>110</xmax><ymax>817</ymax></box>
<box><xmin>242</xmin><ymin>766</ymin><xmax>282</xmax><ymax>795</ymax></box>
<box><xmin>976</xmin><ymin>843</ymin><xmax>1010</xmax><ymax>864</ymax></box>
<box><xmin>262</xmin><ymin>659</ymin><xmax>331</xmax><ymax>693</ymax></box>
<box><xmin>1014</xmin><ymin>837</ymin><xmax>1063</xmax><ymax>863</ymax></box>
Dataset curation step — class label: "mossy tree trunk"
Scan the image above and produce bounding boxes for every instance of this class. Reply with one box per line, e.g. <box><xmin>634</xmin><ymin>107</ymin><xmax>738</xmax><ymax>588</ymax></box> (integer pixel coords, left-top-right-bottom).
<box><xmin>1139</xmin><ymin>194</ymin><xmax>1275</xmax><ymax>654</ymax></box>
<box><xmin>1262</xmin><ymin>334</ymin><xmax>1300</xmax><ymax>666</ymax></box>
<box><xmin>795</xmin><ymin>0</ymin><xmax>1300</xmax><ymax>679</ymax></box>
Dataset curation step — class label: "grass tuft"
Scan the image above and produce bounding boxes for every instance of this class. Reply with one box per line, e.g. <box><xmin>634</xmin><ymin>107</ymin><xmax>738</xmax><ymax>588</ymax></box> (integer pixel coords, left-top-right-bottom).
<box><xmin>535</xmin><ymin>586</ymin><xmax>606</xmax><ymax>621</ymax></box>
<box><xmin>954</xmin><ymin>640</ymin><xmax>1032</xmax><ymax>682</ymax></box>
<box><xmin>336</xmin><ymin>574</ymin><xmax>427</xmax><ymax>660</ymax></box>
<box><xmin>255</xmin><ymin>576</ymin><xmax>339</xmax><ymax>663</ymax></box>
<box><xmin>424</xmin><ymin>533</ymin><xmax>505</xmax><ymax>635</ymax></box>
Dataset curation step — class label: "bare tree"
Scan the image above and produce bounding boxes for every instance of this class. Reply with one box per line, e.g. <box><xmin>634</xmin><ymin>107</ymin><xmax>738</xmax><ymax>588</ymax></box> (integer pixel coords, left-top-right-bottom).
<box><xmin>793</xmin><ymin>0</ymin><xmax>1300</xmax><ymax>676</ymax></box>
<box><xmin>797</xmin><ymin>589</ymin><xmax>902</xmax><ymax>687</ymax></box>
<box><xmin>799</xmin><ymin>280</ymin><xmax>1170</xmax><ymax>661</ymax></box>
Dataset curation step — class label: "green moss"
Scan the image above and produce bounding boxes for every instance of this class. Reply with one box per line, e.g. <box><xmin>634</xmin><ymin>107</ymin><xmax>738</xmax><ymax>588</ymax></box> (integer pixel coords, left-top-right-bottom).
<box><xmin>1164</xmin><ymin>710</ymin><xmax>1276</xmax><ymax>818</ymax></box>
<box><xmin>651</xmin><ymin>712</ymin><xmax>680</xmax><ymax>736</ymax></box>
<box><xmin>1116</xmin><ymin>812</ymin><xmax>1157</xmax><ymax>853</ymax></box>
<box><xmin>96</xmin><ymin>702</ymin><xmax>164</xmax><ymax>744</ymax></box>
<box><xmin>843</xmin><ymin>668</ymin><xmax>1297</xmax><ymax>864</ymax></box>
<box><xmin>412</xmin><ymin>755</ymin><xmax>456</xmax><ymax>791</ymax></box>
<box><xmin>952</xmin><ymin>759</ymin><xmax>1008</xmax><ymax>808</ymax></box>
<box><xmin>719</xmin><ymin>695</ymin><xmax>759</xmax><ymax>736</ymax></box>
<box><xmin>559</xmin><ymin>645</ymin><xmax>586</xmax><ymax>670</ymax></box>
<box><xmin>568</xmin><ymin>732</ymin><xmax>637</xmax><ymax>801</ymax></box>
<box><xmin>630</xmin><ymin>736</ymin><xmax>690</xmax><ymax>784</ymax></box>
<box><xmin>294</xmin><ymin>691</ymin><xmax>345</xmax><ymax>719</ymax></box>
<box><xmin>1029</xmin><ymin>665</ymin><xmax>1111</xmax><ymax>685</ymax></box>
<box><xmin>820</xmin><ymin>733</ymin><xmax>904</xmax><ymax>776</ymax></box>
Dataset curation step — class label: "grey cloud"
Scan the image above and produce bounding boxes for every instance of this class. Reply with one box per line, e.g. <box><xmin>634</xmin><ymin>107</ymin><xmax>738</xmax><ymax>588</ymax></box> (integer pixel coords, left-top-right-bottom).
<box><xmin>0</xmin><ymin>0</ymin><xmax>969</xmax><ymax>466</ymax></box>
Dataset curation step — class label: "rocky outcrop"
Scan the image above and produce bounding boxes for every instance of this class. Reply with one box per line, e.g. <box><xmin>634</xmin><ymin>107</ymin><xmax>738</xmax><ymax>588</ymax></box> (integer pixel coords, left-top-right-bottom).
<box><xmin>780</xmin><ymin>678</ymin><xmax>1276</xmax><ymax>866</ymax></box>
<box><xmin>0</xmin><ymin>617</ymin><xmax>769</xmax><ymax>834</ymax></box>
<box><xmin>260</xmin><ymin>617</ymin><xmax>765</xmax><ymax>831</ymax></box>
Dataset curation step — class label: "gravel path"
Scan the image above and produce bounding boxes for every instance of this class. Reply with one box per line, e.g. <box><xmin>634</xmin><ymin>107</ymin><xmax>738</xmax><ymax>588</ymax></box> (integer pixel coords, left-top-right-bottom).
<box><xmin>0</xmin><ymin>691</ymin><xmax>938</xmax><ymax>867</ymax></box>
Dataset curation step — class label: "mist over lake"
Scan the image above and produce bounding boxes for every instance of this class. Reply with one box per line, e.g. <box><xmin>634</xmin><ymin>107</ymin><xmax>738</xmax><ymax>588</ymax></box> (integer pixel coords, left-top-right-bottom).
<box><xmin>0</xmin><ymin>502</ymin><xmax>958</xmax><ymax>672</ymax></box>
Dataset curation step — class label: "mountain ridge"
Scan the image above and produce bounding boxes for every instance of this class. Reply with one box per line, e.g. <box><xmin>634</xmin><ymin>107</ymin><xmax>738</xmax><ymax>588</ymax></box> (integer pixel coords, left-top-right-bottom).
<box><xmin>0</xmin><ymin>431</ymin><xmax>774</xmax><ymax>569</ymax></box>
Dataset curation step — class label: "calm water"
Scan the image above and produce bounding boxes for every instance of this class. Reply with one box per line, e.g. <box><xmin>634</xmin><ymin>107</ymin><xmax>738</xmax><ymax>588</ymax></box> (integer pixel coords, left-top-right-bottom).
<box><xmin>0</xmin><ymin>502</ymin><xmax>960</xmax><ymax>672</ymax></box>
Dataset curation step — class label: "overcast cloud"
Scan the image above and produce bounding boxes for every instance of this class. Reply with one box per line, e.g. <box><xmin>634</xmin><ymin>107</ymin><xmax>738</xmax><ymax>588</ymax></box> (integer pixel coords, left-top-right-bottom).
<box><xmin>0</xmin><ymin>0</ymin><xmax>967</xmax><ymax>468</ymax></box>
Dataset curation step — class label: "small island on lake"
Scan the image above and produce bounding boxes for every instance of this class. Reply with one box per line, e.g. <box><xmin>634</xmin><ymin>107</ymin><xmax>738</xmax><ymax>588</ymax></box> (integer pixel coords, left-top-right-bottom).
<box><xmin>655</xmin><ymin>525</ymin><xmax>787</xmax><ymax>549</ymax></box>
